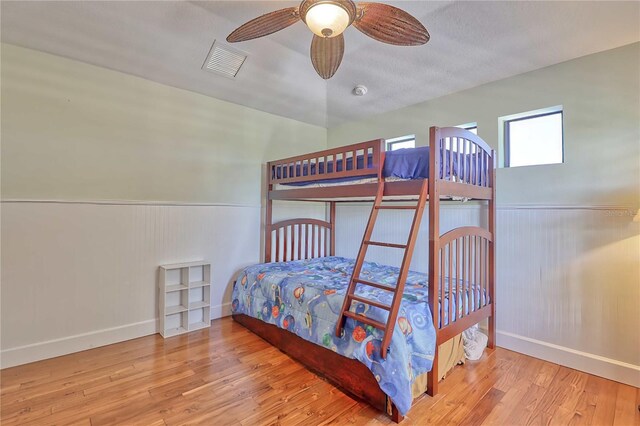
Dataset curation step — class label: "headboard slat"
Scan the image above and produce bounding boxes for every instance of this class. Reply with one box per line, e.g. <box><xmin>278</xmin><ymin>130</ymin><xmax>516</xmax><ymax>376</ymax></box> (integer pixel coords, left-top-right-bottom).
<box><xmin>269</xmin><ymin>219</ymin><xmax>333</xmax><ymax>263</ymax></box>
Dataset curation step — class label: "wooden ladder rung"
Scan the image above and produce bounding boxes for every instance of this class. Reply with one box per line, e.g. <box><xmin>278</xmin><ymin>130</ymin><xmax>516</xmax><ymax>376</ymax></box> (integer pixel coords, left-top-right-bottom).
<box><xmin>364</xmin><ymin>241</ymin><xmax>407</xmax><ymax>249</ymax></box>
<box><xmin>343</xmin><ymin>311</ymin><xmax>386</xmax><ymax>330</ymax></box>
<box><xmin>349</xmin><ymin>294</ymin><xmax>391</xmax><ymax>311</ymax></box>
<box><xmin>375</xmin><ymin>205</ymin><xmax>417</xmax><ymax>210</ymax></box>
<box><xmin>353</xmin><ymin>278</ymin><xmax>396</xmax><ymax>292</ymax></box>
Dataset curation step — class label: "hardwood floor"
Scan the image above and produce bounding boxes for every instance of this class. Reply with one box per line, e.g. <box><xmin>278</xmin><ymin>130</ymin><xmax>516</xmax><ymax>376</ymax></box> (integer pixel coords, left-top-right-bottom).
<box><xmin>2</xmin><ymin>317</ymin><xmax>638</xmax><ymax>425</ymax></box>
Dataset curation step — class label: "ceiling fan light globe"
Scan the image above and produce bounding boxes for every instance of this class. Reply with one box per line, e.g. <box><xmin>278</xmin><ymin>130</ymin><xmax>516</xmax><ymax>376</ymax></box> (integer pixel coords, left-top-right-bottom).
<box><xmin>305</xmin><ymin>3</ymin><xmax>350</xmax><ymax>38</ymax></box>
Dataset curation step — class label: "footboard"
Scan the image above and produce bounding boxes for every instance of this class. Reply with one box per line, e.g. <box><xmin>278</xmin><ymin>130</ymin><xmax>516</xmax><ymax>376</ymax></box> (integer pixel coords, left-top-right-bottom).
<box><xmin>427</xmin><ymin>223</ymin><xmax>495</xmax><ymax>395</ymax></box>
<box><xmin>435</xmin><ymin>226</ymin><xmax>494</xmax><ymax>342</ymax></box>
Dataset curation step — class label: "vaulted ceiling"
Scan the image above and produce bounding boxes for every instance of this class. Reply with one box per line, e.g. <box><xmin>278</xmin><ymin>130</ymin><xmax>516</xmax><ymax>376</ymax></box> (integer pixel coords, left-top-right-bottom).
<box><xmin>2</xmin><ymin>1</ymin><xmax>639</xmax><ymax>127</ymax></box>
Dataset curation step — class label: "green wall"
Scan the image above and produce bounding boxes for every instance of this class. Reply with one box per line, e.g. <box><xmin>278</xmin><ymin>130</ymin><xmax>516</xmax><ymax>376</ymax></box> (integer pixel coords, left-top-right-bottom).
<box><xmin>328</xmin><ymin>43</ymin><xmax>640</xmax><ymax>208</ymax></box>
<box><xmin>1</xmin><ymin>44</ymin><xmax>327</xmax><ymax>204</ymax></box>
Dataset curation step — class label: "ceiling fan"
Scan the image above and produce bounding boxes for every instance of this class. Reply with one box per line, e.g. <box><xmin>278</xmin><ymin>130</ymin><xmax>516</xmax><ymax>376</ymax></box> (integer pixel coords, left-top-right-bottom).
<box><xmin>226</xmin><ymin>0</ymin><xmax>430</xmax><ymax>79</ymax></box>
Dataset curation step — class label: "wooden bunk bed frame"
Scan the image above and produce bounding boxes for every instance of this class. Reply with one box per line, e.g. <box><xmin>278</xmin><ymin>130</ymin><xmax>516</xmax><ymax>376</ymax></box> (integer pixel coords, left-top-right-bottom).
<box><xmin>233</xmin><ymin>126</ymin><xmax>496</xmax><ymax>422</ymax></box>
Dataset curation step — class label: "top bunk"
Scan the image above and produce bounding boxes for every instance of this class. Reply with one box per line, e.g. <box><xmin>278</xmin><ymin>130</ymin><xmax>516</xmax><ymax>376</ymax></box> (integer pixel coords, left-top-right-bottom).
<box><xmin>267</xmin><ymin>126</ymin><xmax>496</xmax><ymax>202</ymax></box>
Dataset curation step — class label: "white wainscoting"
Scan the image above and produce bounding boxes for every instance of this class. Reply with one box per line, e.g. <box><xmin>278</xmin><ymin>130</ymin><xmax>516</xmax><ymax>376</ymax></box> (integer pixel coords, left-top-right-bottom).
<box><xmin>0</xmin><ymin>200</ymin><xmax>323</xmax><ymax>368</ymax></box>
<box><xmin>334</xmin><ymin>203</ymin><xmax>640</xmax><ymax>387</ymax></box>
<box><xmin>3</xmin><ymin>200</ymin><xmax>638</xmax><ymax>387</ymax></box>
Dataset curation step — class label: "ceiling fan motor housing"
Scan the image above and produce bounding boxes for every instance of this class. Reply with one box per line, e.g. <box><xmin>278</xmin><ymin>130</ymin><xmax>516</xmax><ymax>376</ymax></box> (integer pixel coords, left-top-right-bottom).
<box><xmin>299</xmin><ymin>0</ymin><xmax>357</xmax><ymax>37</ymax></box>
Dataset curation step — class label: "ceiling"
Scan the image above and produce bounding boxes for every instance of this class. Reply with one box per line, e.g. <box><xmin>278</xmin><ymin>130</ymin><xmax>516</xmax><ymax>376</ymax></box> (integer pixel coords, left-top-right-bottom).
<box><xmin>2</xmin><ymin>1</ymin><xmax>639</xmax><ymax>128</ymax></box>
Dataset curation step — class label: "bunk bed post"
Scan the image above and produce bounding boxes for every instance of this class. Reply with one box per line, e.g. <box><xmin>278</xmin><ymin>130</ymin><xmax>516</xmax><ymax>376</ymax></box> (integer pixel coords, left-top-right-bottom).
<box><xmin>487</xmin><ymin>150</ymin><xmax>497</xmax><ymax>348</ymax></box>
<box><xmin>377</xmin><ymin>139</ymin><xmax>385</xmax><ymax>181</ymax></box>
<box><xmin>265</xmin><ymin>162</ymin><xmax>273</xmax><ymax>263</ymax></box>
<box><xmin>426</xmin><ymin>126</ymin><xmax>441</xmax><ymax>396</ymax></box>
<box><xmin>329</xmin><ymin>201</ymin><xmax>336</xmax><ymax>256</ymax></box>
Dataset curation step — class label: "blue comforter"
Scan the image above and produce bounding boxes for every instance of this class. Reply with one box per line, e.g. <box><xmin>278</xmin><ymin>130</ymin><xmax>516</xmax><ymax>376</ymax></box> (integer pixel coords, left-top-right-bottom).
<box><xmin>232</xmin><ymin>256</ymin><xmax>438</xmax><ymax>415</ymax></box>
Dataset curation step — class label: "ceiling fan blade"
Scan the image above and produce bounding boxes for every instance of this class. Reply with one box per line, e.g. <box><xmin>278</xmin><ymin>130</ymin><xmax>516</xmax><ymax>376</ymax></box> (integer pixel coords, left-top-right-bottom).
<box><xmin>227</xmin><ymin>7</ymin><xmax>300</xmax><ymax>43</ymax></box>
<box><xmin>310</xmin><ymin>34</ymin><xmax>345</xmax><ymax>79</ymax></box>
<box><xmin>353</xmin><ymin>2</ymin><xmax>429</xmax><ymax>46</ymax></box>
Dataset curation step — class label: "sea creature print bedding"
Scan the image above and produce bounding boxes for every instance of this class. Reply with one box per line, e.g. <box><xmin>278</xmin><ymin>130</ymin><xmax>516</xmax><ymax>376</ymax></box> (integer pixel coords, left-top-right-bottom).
<box><xmin>231</xmin><ymin>256</ymin><xmax>438</xmax><ymax>415</ymax></box>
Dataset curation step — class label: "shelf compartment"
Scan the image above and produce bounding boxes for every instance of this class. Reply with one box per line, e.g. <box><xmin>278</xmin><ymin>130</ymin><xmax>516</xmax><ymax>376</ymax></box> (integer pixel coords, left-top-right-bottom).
<box><xmin>189</xmin><ymin>281</ymin><xmax>210</xmax><ymax>289</ymax></box>
<box><xmin>161</xmin><ymin>311</ymin><xmax>188</xmax><ymax>338</ymax></box>
<box><xmin>188</xmin><ymin>306</ymin><xmax>210</xmax><ymax>332</ymax></box>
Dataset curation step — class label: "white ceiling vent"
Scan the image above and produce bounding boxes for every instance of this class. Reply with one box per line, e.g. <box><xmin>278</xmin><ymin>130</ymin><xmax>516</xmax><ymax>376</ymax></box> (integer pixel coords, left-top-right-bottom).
<box><xmin>202</xmin><ymin>41</ymin><xmax>247</xmax><ymax>78</ymax></box>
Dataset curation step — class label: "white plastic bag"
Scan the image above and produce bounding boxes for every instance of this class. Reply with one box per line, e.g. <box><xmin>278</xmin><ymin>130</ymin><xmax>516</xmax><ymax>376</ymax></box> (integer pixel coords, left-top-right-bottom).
<box><xmin>462</xmin><ymin>324</ymin><xmax>488</xmax><ymax>361</ymax></box>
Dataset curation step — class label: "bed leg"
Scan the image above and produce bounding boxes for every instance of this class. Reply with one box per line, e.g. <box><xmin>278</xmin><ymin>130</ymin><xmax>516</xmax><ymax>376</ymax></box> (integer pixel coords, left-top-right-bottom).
<box><xmin>391</xmin><ymin>404</ymin><xmax>403</xmax><ymax>423</ymax></box>
<box><xmin>488</xmin><ymin>313</ymin><xmax>496</xmax><ymax>349</ymax></box>
<box><xmin>426</xmin><ymin>345</ymin><xmax>439</xmax><ymax>396</ymax></box>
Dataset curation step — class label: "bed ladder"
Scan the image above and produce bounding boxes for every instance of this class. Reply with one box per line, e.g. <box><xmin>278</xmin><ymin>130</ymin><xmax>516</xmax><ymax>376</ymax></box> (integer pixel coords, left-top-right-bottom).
<box><xmin>335</xmin><ymin>179</ymin><xmax>429</xmax><ymax>358</ymax></box>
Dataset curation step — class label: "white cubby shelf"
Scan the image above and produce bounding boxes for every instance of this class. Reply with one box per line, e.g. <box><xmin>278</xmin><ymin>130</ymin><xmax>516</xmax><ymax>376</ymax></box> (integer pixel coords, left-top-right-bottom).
<box><xmin>159</xmin><ymin>261</ymin><xmax>211</xmax><ymax>338</ymax></box>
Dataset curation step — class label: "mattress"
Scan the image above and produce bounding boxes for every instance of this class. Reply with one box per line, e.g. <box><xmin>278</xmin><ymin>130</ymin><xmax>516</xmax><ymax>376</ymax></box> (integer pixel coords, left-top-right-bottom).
<box><xmin>274</xmin><ymin>146</ymin><xmax>486</xmax><ymax>187</ymax></box>
<box><xmin>231</xmin><ymin>256</ymin><xmax>487</xmax><ymax>415</ymax></box>
<box><xmin>274</xmin><ymin>175</ymin><xmax>405</xmax><ymax>190</ymax></box>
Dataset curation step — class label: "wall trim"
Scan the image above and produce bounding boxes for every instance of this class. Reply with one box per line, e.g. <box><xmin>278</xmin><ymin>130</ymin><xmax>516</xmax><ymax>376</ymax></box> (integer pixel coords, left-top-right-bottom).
<box><xmin>2</xmin><ymin>199</ymin><xmax>633</xmax><ymax>212</ymax></box>
<box><xmin>494</xmin><ymin>329</ymin><xmax>640</xmax><ymax>387</ymax></box>
<box><xmin>340</xmin><ymin>202</ymin><xmax>633</xmax><ymax>211</ymax></box>
<box><xmin>0</xmin><ymin>304</ymin><xmax>234</xmax><ymax>369</ymax></box>
<box><xmin>1</xmin><ymin>199</ymin><xmax>260</xmax><ymax>208</ymax></box>
<box><xmin>494</xmin><ymin>204</ymin><xmax>633</xmax><ymax>211</ymax></box>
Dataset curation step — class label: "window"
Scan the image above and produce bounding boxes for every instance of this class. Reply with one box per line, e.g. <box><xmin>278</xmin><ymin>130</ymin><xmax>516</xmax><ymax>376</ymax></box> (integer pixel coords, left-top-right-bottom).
<box><xmin>447</xmin><ymin>123</ymin><xmax>478</xmax><ymax>152</ymax></box>
<box><xmin>503</xmin><ymin>108</ymin><xmax>563</xmax><ymax>167</ymax></box>
<box><xmin>386</xmin><ymin>135</ymin><xmax>415</xmax><ymax>151</ymax></box>
<box><xmin>458</xmin><ymin>123</ymin><xmax>477</xmax><ymax>135</ymax></box>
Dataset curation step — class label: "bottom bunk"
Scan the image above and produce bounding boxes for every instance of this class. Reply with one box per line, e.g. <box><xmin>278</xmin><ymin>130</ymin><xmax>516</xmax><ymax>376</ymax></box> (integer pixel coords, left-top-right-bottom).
<box><xmin>231</xmin><ymin>256</ymin><xmax>490</xmax><ymax>421</ymax></box>
<box><xmin>232</xmin><ymin>313</ymin><xmax>465</xmax><ymax>423</ymax></box>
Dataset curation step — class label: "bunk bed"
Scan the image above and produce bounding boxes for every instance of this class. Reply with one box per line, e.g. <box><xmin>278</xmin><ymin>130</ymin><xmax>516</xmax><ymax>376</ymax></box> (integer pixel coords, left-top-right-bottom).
<box><xmin>231</xmin><ymin>126</ymin><xmax>496</xmax><ymax>422</ymax></box>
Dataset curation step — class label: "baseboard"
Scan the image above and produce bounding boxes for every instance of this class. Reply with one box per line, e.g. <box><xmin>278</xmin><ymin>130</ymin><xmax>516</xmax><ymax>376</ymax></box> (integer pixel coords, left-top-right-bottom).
<box><xmin>0</xmin><ymin>303</ymin><xmax>233</xmax><ymax>369</ymax></box>
<box><xmin>4</xmin><ymin>313</ymin><xmax>637</xmax><ymax>388</ymax></box>
<box><xmin>212</xmin><ymin>302</ymin><xmax>233</xmax><ymax>319</ymax></box>
<box><xmin>493</xmin><ymin>329</ymin><xmax>640</xmax><ymax>387</ymax></box>
<box><xmin>0</xmin><ymin>319</ymin><xmax>159</xmax><ymax>369</ymax></box>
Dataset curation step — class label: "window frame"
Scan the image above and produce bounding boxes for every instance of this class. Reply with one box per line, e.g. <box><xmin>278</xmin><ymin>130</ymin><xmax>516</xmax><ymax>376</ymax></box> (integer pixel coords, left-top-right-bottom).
<box><xmin>503</xmin><ymin>109</ymin><xmax>564</xmax><ymax>168</ymax></box>
<box><xmin>385</xmin><ymin>135</ymin><xmax>416</xmax><ymax>151</ymax></box>
<box><xmin>459</xmin><ymin>123</ymin><xmax>477</xmax><ymax>134</ymax></box>
<box><xmin>448</xmin><ymin>124</ymin><xmax>478</xmax><ymax>152</ymax></box>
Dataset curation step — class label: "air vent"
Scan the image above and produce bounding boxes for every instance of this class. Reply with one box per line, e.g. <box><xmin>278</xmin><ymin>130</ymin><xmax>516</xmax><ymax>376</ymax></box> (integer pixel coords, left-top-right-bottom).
<box><xmin>202</xmin><ymin>41</ymin><xmax>247</xmax><ymax>78</ymax></box>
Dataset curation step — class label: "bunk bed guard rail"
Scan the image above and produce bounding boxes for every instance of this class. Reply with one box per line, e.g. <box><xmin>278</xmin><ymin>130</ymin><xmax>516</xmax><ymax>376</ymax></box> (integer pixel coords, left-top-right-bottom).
<box><xmin>267</xmin><ymin>139</ymin><xmax>385</xmax><ymax>186</ymax></box>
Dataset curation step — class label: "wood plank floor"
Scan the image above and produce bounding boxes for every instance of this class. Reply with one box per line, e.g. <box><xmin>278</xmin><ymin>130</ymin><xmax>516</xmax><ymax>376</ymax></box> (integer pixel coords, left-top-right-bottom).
<box><xmin>2</xmin><ymin>317</ymin><xmax>638</xmax><ymax>425</ymax></box>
